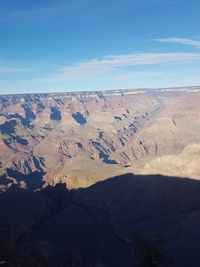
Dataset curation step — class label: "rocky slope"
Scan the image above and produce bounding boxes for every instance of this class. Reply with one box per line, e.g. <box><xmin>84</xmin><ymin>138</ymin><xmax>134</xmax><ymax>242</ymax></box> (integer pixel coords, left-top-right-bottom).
<box><xmin>0</xmin><ymin>87</ymin><xmax>200</xmax><ymax>189</ymax></box>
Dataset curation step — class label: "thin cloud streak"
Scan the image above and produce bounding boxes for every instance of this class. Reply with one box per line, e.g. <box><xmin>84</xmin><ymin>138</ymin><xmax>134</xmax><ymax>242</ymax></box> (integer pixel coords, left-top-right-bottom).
<box><xmin>50</xmin><ymin>52</ymin><xmax>200</xmax><ymax>81</ymax></box>
<box><xmin>0</xmin><ymin>67</ymin><xmax>32</xmax><ymax>73</ymax></box>
<box><xmin>0</xmin><ymin>0</ymin><xmax>162</xmax><ymax>24</ymax></box>
<box><xmin>155</xmin><ymin>37</ymin><xmax>200</xmax><ymax>48</ymax></box>
<box><xmin>153</xmin><ymin>0</ymin><xmax>190</xmax><ymax>7</ymax></box>
<box><xmin>1</xmin><ymin>52</ymin><xmax>200</xmax><ymax>91</ymax></box>
<box><xmin>28</xmin><ymin>71</ymin><xmax>160</xmax><ymax>84</ymax></box>
<box><xmin>0</xmin><ymin>1</ymin><xmax>85</xmax><ymax>23</ymax></box>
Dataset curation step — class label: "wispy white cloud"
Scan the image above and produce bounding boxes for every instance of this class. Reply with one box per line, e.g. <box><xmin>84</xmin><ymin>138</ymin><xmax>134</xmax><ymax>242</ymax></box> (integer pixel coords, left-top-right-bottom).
<box><xmin>155</xmin><ymin>37</ymin><xmax>200</xmax><ymax>48</ymax></box>
<box><xmin>153</xmin><ymin>0</ymin><xmax>189</xmax><ymax>6</ymax></box>
<box><xmin>0</xmin><ymin>0</ymin><xmax>131</xmax><ymax>24</ymax></box>
<box><xmin>0</xmin><ymin>1</ymin><xmax>85</xmax><ymax>23</ymax></box>
<box><xmin>1</xmin><ymin>51</ymin><xmax>200</xmax><ymax>93</ymax></box>
<box><xmin>0</xmin><ymin>57</ymin><xmax>60</xmax><ymax>75</ymax></box>
<box><xmin>49</xmin><ymin>52</ymin><xmax>200</xmax><ymax>81</ymax></box>
<box><xmin>1</xmin><ymin>52</ymin><xmax>200</xmax><ymax>82</ymax></box>
<box><xmin>0</xmin><ymin>0</ymin><xmax>187</xmax><ymax>24</ymax></box>
<box><xmin>0</xmin><ymin>67</ymin><xmax>32</xmax><ymax>73</ymax></box>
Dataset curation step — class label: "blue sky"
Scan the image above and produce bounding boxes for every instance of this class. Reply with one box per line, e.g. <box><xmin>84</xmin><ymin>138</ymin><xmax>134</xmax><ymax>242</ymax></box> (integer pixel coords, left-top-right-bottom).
<box><xmin>0</xmin><ymin>0</ymin><xmax>200</xmax><ymax>94</ymax></box>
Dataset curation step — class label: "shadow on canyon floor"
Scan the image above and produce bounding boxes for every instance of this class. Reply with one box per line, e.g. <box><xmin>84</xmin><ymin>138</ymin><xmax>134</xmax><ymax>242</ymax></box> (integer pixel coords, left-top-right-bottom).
<box><xmin>6</xmin><ymin>169</ymin><xmax>46</xmax><ymax>189</ymax></box>
<box><xmin>1</xmin><ymin>173</ymin><xmax>200</xmax><ymax>267</ymax></box>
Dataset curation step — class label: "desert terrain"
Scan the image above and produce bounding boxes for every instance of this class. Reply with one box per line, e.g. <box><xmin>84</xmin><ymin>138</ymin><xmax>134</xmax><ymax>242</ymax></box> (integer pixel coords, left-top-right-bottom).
<box><xmin>1</xmin><ymin>87</ymin><xmax>200</xmax><ymax>266</ymax></box>
<box><xmin>0</xmin><ymin>87</ymin><xmax>200</xmax><ymax>190</ymax></box>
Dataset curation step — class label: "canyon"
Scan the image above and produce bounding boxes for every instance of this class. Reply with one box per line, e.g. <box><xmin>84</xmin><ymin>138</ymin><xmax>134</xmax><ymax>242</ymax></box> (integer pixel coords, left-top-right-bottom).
<box><xmin>0</xmin><ymin>86</ymin><xmax>200</xmax><ymax>190</ymax></box>
<box><xmin>1</xmin><ymin>87</ymin><xmax>200</xmax><ymax>266</ymax></box>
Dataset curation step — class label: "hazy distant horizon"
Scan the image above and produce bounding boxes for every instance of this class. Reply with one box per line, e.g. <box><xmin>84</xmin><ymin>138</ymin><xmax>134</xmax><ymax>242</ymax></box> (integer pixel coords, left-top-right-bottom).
<box><xmin>1</xmin><ymin>84</ymin><xmax>200</xmax><ymax>97</ymax></box>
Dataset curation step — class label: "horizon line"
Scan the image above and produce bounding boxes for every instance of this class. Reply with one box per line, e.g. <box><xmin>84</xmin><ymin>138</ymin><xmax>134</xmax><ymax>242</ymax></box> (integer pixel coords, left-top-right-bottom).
<box><xmin>1</xmin><ymin>85</ymin><xmax>200</xmax><ymax>97</ymax></box>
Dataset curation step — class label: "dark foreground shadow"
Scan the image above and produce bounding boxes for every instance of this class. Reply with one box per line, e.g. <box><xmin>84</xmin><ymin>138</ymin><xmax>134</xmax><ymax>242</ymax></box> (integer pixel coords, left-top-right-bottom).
<box><xmin>6</xmin><ymin>169</ymin><xmax>45</xmax><ymax>189</ymax></box>
<box><xmin>1</xmin><ymin>173</ymin><xmax>200</xmax><ymax>267</ymax></box>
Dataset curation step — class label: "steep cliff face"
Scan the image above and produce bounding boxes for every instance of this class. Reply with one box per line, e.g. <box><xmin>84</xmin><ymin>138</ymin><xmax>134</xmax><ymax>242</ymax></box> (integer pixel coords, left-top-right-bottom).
<box><xmin>1</xmin><ymin>87</ymin><xmax>200</xmax><ymax>189</ymax></box>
